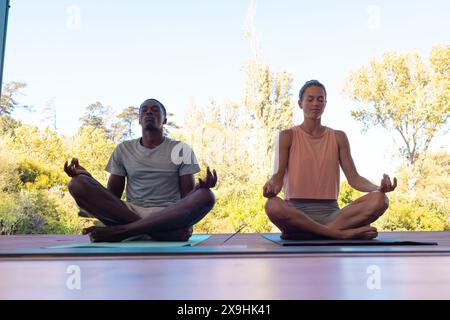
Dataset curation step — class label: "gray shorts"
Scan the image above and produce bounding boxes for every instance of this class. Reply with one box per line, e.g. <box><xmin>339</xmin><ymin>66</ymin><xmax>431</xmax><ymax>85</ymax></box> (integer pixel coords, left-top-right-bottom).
<box><xmin>287</xmin><ymin>199</ymin><xmax>341</xmax><ymax>225</ymax></box>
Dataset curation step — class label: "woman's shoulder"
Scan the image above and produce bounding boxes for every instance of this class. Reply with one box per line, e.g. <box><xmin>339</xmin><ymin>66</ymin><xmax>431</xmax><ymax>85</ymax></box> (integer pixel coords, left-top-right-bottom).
<box><xmin>330</xmin><ymin>128</ymin><xmax>346</xmax><ymax>136</ymax></box>
<box><xmin>280</xmin><ymin>128</ymin><xmax>294</xmax><ymax>143</ymax></box>
<box><xmin>329</xmin><ymin>128</ymin><xmax>349</xmax><ymax>146</ymax></box>
<box><xmin>280</xmin><ymin>128</ymin><xmax>294</xmax><ymax>135</ymax></box>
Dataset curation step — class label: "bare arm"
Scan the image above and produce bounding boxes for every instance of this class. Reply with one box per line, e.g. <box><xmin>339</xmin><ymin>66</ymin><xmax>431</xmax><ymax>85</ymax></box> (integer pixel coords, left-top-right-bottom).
<box><xmin>179</xmin><ymin>174</ymin><xmax>195</xmax><ymax>198</ymax></box>
<box><xmin>263</xmin><ymin>129</ymin><xmax>293</xmax><ymax>198</ymax></box>
<box><xmin>107</xmin><ymin>174</ymin><xmax>126</xmax><ymax>199</ymax></box>
<box><xmin>180</xmin><ymin>168</ymin><xmax>218</xmax><ymax>198</ymax></box>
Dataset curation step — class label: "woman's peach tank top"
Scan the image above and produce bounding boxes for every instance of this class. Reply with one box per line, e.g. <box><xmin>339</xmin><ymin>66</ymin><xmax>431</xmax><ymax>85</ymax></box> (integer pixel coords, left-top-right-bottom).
<box><xmin>283</xmin><ymin>126</ymin><xmax>340</xmax><ymax>200</ymax></box>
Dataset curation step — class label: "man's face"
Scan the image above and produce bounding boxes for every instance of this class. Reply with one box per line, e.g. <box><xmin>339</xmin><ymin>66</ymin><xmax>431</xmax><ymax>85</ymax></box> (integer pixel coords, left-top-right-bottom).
<box><xmin>298</xmin><ymin>86</ymin><xmax>327</xmax><ymax>120</ymax></box>
<box><xmin>139</xmin><ymin>100</ymin><xmax>167</xmax><ymax>130</ymax></box>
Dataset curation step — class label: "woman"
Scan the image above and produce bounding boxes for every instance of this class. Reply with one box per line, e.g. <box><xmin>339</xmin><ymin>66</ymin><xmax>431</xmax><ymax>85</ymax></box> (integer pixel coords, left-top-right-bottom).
<box><xmin>263</xmin><ymin>80</ymin><xmax>397</xmax><ymax>240</ymax></box>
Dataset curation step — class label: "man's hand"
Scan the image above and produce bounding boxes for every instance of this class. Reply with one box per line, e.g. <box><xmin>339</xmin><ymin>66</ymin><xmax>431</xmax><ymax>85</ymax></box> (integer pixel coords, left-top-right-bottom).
<box><xmin>378</xmin><ymin>174</ymin><xmax>397</xmax><ymax>193</ymax></box>
<box><xmin>197</xmin><ymin>167</ymin><xmax>217</xmax><ymax>189</ymax></box>
<box><xmin>64</xmin><ymin>158</ymin><xmax>92</xmax><ymax>178</ymax></box>
<box><xmin>263</xmin><ymin>175</ymin><xmax>283</xmax><ymax>198</ymax></box>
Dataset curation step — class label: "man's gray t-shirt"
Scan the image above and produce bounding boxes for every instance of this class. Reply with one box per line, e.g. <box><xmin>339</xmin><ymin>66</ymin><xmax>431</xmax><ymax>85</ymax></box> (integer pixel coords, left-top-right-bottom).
<box><xmin>105</xmin><ymin>137</ymin><xmax>200</xmax><ymax>208</ymax></box>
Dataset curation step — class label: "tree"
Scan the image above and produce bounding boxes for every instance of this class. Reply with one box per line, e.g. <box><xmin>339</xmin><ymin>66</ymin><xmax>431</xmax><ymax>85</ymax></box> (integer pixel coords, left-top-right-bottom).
<box><xmin>110</xmin><ymin>121</ymin><xmax>128</xmax><ymax>143</ymax></box>
<box><xmin>0</xmin><ymin>115</ymin><xmax>21</xmax><ymax>136</ymax></box>
<box><xmin>10</xmin><ymin>125</ymin><xmax>69</xmax><ymax>169</ymax></box>
<box><xmin>242</xmin><ymin>0</ymin><xmax>294</xmax><ymax>179</ymax></box>
<box><xmin>116</xmin><ymin>106</ymin><xmax>139</xmax><ymax>140</ymax></box>
<box><xmin>72</xmin><ymin>126</ymin><xmax>116</xmax><ymax>184</ymax></box>
<box><xmin>79</xmin><ymin>101</ymin><xmax>112</xmax><ymax>132</ymax></box>
<box><xmin>395</xmin><ymin>151</ymin><xmax>450</xmax><ymax>209</ymax></box>
<box><xmin>42</xmin><ymin>97</ymin><xmax>57</xmax><ymax>132</ymax></box>
<box><xmin>242</xmin><ymin>59</ymin><xmax>294</xmax><ymax>178</ymax></box>
<box><xmin>1</xmin><ymin>81</ymin><xmax>30</xmax><ymax>115</ymax></box>
<box><xmin>164</xmin><ymin>111</ymin><xmax>180</xmax><ymax>136</ymax></box>
<box><xmin>0</xmin><ymin>137</ymin><xmax>21</xmax><ymax>193</ymax></box>
<box><xmin>343</xmin><ymin>45</ymin><xmax>450</xmax><ymax>192</ymax></box>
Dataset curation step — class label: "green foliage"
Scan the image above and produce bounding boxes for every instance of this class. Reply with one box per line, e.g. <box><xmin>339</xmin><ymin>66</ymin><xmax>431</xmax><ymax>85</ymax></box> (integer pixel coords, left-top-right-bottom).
<box><xmin>382</xmin><ymin>151</ymin><xmax>450</xmax><ymax>231</ymax></box>
<box><xmin>0</xmin><ymin>140</ymin><xmax>21</xmax><ymax>192</ymax></box>
<box><xmin>9</xmin><ymin>125</ymin><xmax>69</xmax><ymax>168</ymax></box>
<box><xmin>0</xmin><ymin>115</ymin><xmax>22</xmax><ymax>136</ymax></box>
<box><xmin>79</xmin><ymin>101</ymin><xmax>109</xmax><ymax>131</ymax></box>
<box><xmin>343</xmin><ymin>45</ymin><xmax>450</xmax><ymax>192</ymax></box>
<box><xmin>0</xmin><ymin>81</ymin><xmax>30</xmax><ymax>115</ymax></box>
<box><xmin>72</xmin><ymin>125</ymin><xmax>116</xmax><ymax>185</ymax></box>
<box><xmin>396</xmin><ymin>151</ymin><xmax>450</xmax><ymax>204</ymax></box>
<box><xmin>116</xmin><ymin>105</ymin><xmax>139</xmax><ymax>140</ymax></box>
<box><xmin>0</xmin><ymin>193</ymin><xmax>30</xmax><ymax>234</ymax></box>
<box><xmin>15</xmin><ymin>159</ymin><xmax>68</xmax><ymax>191</ymax></box>
<box><xmin>79</xmin><ymin>102</ymin><xmax>133</xmax><ymax>143</ymax></box>
<box><xmin>338</xmin><ymin>180</ymin><xmax>364</xmax><ymax>208</ymax></box>
<box><xmin>337</xmin><ymin>151</ymin><xmax>450</xmax><ymax>232</ymax></box>
<box><xmin>195</xmin><ymin>180</ymin><xmax>273</xmax><ymax>234</ymax></box>
<box><xmin>243</xmin><ymin>59</ymin><xmax>294</xmax><ymax>174</ymax></box>
<box><xmin>0</xmin><ymin>188</ymin><xmax>90</xmax><ymax>235</ymax></box>
<box><xmin>374</xmin><ymin>194</ymin><xmax>449</xmax><ymax>231</ymax></box>
<box><xmin>43</xmin><ymin>187</ymin><xmax>91</xmax><ymax>234</ymax></box>
<box><xmin>0</xmin><ymin>124</ymin><xmax>107</xmax><ymax>234</ymax></box>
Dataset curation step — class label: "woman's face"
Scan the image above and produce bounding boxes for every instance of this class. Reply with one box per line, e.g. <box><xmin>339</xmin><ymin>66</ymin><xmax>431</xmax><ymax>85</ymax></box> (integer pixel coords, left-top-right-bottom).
<box><xmin>298</xmin><ymin>85</ymin><xmax>327</xmax><ymax>120</ymax></box>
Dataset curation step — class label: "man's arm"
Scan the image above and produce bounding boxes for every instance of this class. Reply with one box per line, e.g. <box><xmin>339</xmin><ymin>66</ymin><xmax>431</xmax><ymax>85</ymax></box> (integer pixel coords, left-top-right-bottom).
<box><xmin>263</xmin><ymin>129</ymin><xmax>293</xmax><ymax>198</ymax></box>
<box><xmin>107</xmin><ymin>174</ymin><xmax>126</xmax><ymax>199</ymax></box>
<box><xmin>179</xmin><ymin>168</ymin><xmax>218</xmax><ymax>198</ymax></box>
<box><xmin>179</xmin><ymin>174</ymin><xmax>195</xmax><ymax>198</ymax></box>
<box><xmin>336</xmin><ymin>130</ymin><xmax>380</xmax><ymax>192</ymax></box>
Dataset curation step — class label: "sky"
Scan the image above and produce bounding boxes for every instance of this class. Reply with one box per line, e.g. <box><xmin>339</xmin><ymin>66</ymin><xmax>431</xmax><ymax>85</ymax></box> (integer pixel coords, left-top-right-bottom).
<box><xmin>3</xmin><ymin>0</ymin><xmax>450</xmax><ymax>181</ymax></box>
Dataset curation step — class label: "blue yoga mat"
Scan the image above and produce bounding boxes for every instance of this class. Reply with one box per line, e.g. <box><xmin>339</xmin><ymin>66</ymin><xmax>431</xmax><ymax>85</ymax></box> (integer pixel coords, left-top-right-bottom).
<box><xmin>45</xmin><ymin>234</ymin><xmax>210</xmax><ymax>249</ymax></box>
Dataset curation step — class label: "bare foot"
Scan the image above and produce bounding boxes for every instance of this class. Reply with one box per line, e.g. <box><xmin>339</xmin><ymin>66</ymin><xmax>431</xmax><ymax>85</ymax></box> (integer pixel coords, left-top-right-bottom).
<box><xmin>82</xmin><ymin>225</ymin><xmax>131</xmax><ymax>242</ymax></box>
<box><xmin>150</xmin><ymin>226</ymin><xmax>193</xmax><ymax>241</ymax></box>
<box><xmin>339</xmin><ymin>226</ymin><xmax>378</xmax><ymax>240</ymax></box>
<box><xmin>281</xmin><ymin>231</ymin><xmax>330</xmax><ymax>240</ymax></box>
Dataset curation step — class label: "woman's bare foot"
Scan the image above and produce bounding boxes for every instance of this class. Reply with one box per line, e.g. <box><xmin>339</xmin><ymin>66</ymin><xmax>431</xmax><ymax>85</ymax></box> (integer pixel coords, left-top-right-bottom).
<box><xmin>281</xmin><ymin>231</ymin><xmax>330</xmax><ymax>240</ymax></box>
<box><xmin>82</xmin><ymin>225</ymin><xmax>131</xmax><ymax>242</ymax></box>
<box><xmin>281</xmin><ymin>226</ymin><xmax>377</xmax><ymax>240</ymax></box>
<box><xmin>338</xmin><ymin>226</ymin><xmax>378</xmax><ymax>240</ymax></box>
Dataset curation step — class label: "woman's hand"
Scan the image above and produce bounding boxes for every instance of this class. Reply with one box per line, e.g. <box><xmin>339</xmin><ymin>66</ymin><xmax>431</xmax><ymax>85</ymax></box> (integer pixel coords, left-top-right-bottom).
<box><xmin>263</xmin><ymin>175</ymin><xmax>283</xmax><ymax>198</ymax></box>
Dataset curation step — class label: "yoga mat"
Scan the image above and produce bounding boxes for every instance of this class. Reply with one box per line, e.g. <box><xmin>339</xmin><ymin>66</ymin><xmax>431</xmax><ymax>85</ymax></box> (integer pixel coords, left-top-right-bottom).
<box><xmin>262</xmin><ymin>233</ymin><xmax>438</xmax><ymax>246</ymax></box>
<box><xmin>45</xmin><ymin>234</ymin><xmax>210</xmax><ymax>249</ymax></box>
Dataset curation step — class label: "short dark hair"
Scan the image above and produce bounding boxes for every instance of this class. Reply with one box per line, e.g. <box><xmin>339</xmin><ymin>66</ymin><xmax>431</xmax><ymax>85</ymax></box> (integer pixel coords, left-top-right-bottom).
<box><xmin>299</xmin><ymin>80</ymin><xmax>327</xmax><ymax>101</ymax></box>
<box><xmin>139</xmin><ymin>99</ymin><xmax>167</xmax><ymax>118</ymax></box>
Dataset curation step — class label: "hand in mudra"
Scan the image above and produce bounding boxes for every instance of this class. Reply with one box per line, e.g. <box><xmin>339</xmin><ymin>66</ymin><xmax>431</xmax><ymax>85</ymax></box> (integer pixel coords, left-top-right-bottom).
<box><xmin>64</xmin><ymin>158</ymin><xmax>92</xmax><ymax>178</ymax></box>
<box><xmin>378</xmin><ymin>174</ymin><xmax>397</xmax><ymax>193</ymax></box>
<box><xmin>263</xmin><ymin>176</ymin><xmax>283</xmax><ymax>198</ymax></box>
<box><xmin>198</xmin><ymin>167</ymin><xmax>218</xmax><ymax>189</ymax></box>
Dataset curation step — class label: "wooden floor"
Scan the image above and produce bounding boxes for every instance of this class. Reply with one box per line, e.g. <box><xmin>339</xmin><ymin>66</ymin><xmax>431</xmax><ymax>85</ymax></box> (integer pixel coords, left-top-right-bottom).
<box><xmin>1</xmin><ymin>232</ymin><xmax>450</xmax><ymax>299</ymax></box>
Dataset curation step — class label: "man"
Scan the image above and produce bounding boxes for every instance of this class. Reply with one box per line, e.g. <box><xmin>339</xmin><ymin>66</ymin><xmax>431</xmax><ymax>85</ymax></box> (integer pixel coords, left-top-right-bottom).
<box><xmin>65</xmin><ymin>98</ymin><xmax>217</xmax><ymax>242</ymax></box>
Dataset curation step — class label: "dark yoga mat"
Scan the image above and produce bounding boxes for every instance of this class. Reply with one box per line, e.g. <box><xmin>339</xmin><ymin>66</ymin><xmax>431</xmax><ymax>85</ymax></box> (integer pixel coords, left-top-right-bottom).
<box><xmin>262</xmin><ymin>233</ymin><xmax>438</xmax><ymax>246</ymax></box>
